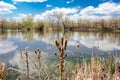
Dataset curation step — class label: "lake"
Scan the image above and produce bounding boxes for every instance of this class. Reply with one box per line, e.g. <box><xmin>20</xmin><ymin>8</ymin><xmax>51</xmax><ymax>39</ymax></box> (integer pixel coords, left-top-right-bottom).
<box><xmin>0</xmin><ymin>30</ymin><xmax>120</xmax><ymax>78</ymax></box>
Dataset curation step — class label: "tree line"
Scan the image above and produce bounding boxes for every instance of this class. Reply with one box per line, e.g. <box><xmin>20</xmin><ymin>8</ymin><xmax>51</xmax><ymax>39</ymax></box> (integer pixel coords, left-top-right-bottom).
<box><xmin>0</xmin><ymin>12</ymin><xmax>120</xmax><ymax>31</ymax></box>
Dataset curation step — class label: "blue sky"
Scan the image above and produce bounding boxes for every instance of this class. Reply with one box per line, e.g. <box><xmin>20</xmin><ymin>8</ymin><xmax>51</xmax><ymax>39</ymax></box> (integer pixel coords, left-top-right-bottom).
<box><xmin>0</xmin><ymin>0</ymin><xmax>120</xmax><ymax>21</ymax></box>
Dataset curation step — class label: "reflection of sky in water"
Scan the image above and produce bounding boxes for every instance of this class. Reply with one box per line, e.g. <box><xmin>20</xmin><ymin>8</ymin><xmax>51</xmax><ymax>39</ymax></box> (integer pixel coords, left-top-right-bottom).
<box><xmin>0</xmin><ymin>31</ymin><xmax>120</xmax><ymax>69</ymax></box>
<box><xmin>69</xmin><ymin>34</ymin><xmax>120</xmax><ymax>51</ymax></box>
<box><xmin>0</xmin><ymin>40</ymin><xmax>17</xmax><ymax>54</ymax></box>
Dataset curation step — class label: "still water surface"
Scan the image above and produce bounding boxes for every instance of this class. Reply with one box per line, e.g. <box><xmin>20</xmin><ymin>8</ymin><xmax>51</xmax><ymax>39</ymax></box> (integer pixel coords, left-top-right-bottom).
<box><xmin>0</xmin><ymin>30</ymin><xmax>120</xmax><ymax>73</ymax></box>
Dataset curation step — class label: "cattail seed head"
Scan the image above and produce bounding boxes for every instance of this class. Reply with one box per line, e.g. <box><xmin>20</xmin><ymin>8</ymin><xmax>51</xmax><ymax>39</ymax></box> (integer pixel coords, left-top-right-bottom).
<box><xmin>61</xmin><ymin>37</ymin><xmax>64</xmax><ymax>46</ymax></box>
<box><xmin>55</xmin><ymin>40</ymin><xmax>60</xmax><ymax>47</ymax></box>
<box><xmin>60</xmin><ymin>60</ymin><xmax>64</xmax><ymax>63</ymax></box>
<box><xmin>57</xmin><ymin>64</ymin><xmax>60</xmax><ymax>68</ymax></box>
<box><xmin>58</xmin><ymin>47</ymin><xmax>61</xmax><ymax>52</ymax></box>
<box><xmin>60</xmin><ymin>57</ymin><xmax>63</xmax><ymax>60</ymax></box>
<box><xmin>38</xmin><ymin>48</ymin><xmax>41</xmax><ymax>53</ymax></box>
<box><xmin>38</xmin><ymin>54</ymin><xmax>40</xmax><ymax>59</ymax></box>
<box><xmin>35</xmin><ymin>50</ymin><xmax>37</xmax><ymax>55</ymax></box>
<box><xmin>77</xmin><ymin>44</ymin><xmax>80</xmax><ymax>48</ymax></box>
<box><xmin>64</xmin><ymin>40</ymin><xmax>67</xmax><ymax>50</ymax></box>
<box><xmin>65</xmin><ymin>54</ymin><xmax>67</xmax><ymax>58</ymax></box>
<box><xmin>54</xmin><ymin>52</ymin><xmax>57</xmax><ymax>56</ymax></box>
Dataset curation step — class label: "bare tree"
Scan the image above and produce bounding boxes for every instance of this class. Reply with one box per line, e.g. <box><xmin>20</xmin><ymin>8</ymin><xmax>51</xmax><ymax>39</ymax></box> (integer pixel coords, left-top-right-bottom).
<box><xmin>46</xmin><ymin>11</ymin><xmax>64</xmax><ymax>29</ymax></box>
<box><xmin>62</xmin><ymin>16</ymin><xmax>72</xmax><ymax>29</ymax></box>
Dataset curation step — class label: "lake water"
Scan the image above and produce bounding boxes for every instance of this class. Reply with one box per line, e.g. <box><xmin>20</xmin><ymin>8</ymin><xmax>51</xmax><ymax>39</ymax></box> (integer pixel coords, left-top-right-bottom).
<box><xmin>0</xmin><ymin>30</ymin><xmax>120</xmax><ymax>78</ymax></box>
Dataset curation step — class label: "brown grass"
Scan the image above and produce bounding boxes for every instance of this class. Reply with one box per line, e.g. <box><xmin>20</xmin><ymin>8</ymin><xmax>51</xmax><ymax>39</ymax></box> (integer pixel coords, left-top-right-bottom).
<box><xmin>0</xmin><ymin>62</ymin><xmax>6</xmax><ymax>80</ymax></box>
<box><xmin>72</xmin><ymin>56</ymin><xmax>120</xmax><ymax>80</ymax></box>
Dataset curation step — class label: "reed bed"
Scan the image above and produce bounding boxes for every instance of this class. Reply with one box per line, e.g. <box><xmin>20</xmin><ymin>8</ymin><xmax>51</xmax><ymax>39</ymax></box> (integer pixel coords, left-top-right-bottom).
<box><xmin>72</xmin><ymin>56</ymin><xmax>120</xmax><ymax>80</ymax></box>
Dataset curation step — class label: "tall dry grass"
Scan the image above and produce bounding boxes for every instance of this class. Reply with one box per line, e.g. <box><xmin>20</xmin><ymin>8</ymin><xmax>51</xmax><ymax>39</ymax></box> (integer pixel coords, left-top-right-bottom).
<box><xmin>72</xmin><ymin>55</ymin><xmax>120</xmax><ymax>80</ymax></box>
<box><xmin>0</xmin><ymin>61</ymin><xmax>6</xmax><ymax>80</ymax></box>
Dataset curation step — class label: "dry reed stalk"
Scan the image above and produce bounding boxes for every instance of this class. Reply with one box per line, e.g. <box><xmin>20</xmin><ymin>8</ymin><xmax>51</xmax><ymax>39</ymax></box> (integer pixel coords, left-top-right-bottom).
<box><xmin>0</xmin><ymin>62</ymin><xmax>6</xmax><ymax>80</ymax></box>
<box><xmin>34</xmin><ymin>48</ymin><xmax>42</xmax><ymax>80</ymax></box>
<box><xmin>20</xmin><ymin>49</ymin><xmax>30</xmax><ymax>80</ymax></box>
<box><xmin>54</xmin><ymin>37</ymin><xmax>68</xmax><ymax>80</ymax></box>
<box><xmin>25</xmin><ymin>49</ymin><xmax>30</xmax><ymax>80</ymax></box>
<box><xmin>20</xmin><ymin>48</ymin><xmax>42</xmax><ymax>80</ymax></box>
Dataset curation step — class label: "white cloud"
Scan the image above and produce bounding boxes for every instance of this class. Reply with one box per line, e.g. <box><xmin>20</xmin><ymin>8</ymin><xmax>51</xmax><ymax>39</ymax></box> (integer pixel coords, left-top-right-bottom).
<box><xmin>43</xmin><ymin>7</ymin><xmax>78</xmax><ymax>15</ymax></box>
<box><xmin>77</xmin><ymin>2</ymin><xmax>120</xmax><ymax>20</ymax></box>
<box><xmin>0</xmin><ymin>1</ymin><xmax>16</xmax><ymax>9</ymax></box>
<box><xmin>66</xmin><ymin>0</ymin><xmax>74</xmax><ymax>4</ymax></box>
<box><xmin>12</xmin><ymin>0</ymin><xmax>47</xmax><ymax>3</ymax></box>
<box><xmin>13</xmin><ymin>2</ymin><xmax>17</xmax><ymax>4</ymax></box>
<box><xmin>46</xmin><ymin>4</ymin><xmax>52</xmax><ymax>8</ymax></box>
<box><xmin>66</xmin><ymin>1</ymin><xmax>70</xmax><ymax>4</ymax></box>
<box><xmin>12</xmin><ymin>7</ymin><xmax>78</xmax><ymax>22</ymax></box>
<box><xmin>34</xmin><ymin>7</ymin><xmax>78</xmax><ymax>21</ymax></box>
<box><xmin>0</xmin><ymin>1</ymin><xmax>16</xmax><ymax>14</ymax></box>
<box><xmin>40</xmin><ymin>2</ymin><xmax>120</xmax><ymax>21</ymax></box>
<box><xmin>12</xmin><ymin>2</ymin><xmax>120</xmax><ymax>22</ymax></box>
<box><xmin>0</xmin><ymin>9</ymin><xmax>12</xmax><ymax>14</ymax></box>
<box><xmin>80</xmin><ymin>2</ymin><xmax>120</xmax><ymax>15</ymax></box>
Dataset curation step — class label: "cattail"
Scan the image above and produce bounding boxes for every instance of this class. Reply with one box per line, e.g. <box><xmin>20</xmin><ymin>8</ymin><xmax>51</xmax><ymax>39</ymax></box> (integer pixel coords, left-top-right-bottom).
<box><xmin>77</xmin><ymin>44</ymin><xmax>80</xmax><ymax>48</ymax></box>
<box><xmin>61</xmin><ymin>37</ymin><xmax>64</xmax><ymax>46</ymax></box>
<box><xmin>25</xmin><ymin>50</ymin><xmax>29</xmax><ymax>80</ymax></box>
<box><xmin>37</xmin><ymin>49</ymin><xmax>41</xmax><ymax>59</ymax></box>
<box><xmin>54</xmin><ymin>37</ymin><xmax>68</xmax><ymax>80</ymax></box>
<box><xmin>55</xmin><ymin>40</ymin><xmax>60</xmax><ymax>47</ymax></box>
<box><xmin>64</xmin><ymin>54</ymin><xmax>67</xmax><ymax>59</ymax></box>
<box><xmin>35</xmin><ymin>50</ymin><xmax>37</xmax><ymax>55</ymax></box>
<box><xmin>58</xmin><ymin>47</ymin><xmax>62</xmax><ymax>52</ymax></box>
<box><xmin>36</xmin><ymin>48</ymin><xmax>41</xmax><ymax>80</ymax></box>
<box><xmin>54</xmin><ymin>52</ymin><xmax>57</xmax><ymax>56</ymax></box>
<box><xmin>57</xmin><ymin>64</ymin><xmax>60</xmax><ymax>68</ymax></box>
<box><xmin>37</xmin><ymin>48</ymin><xmax>40</xmax><ymax>53</ymax></box>
<box><xmin>64</xmin><ymin>40</ymin><xmax>67</xmax><ymax>50</ymax></box>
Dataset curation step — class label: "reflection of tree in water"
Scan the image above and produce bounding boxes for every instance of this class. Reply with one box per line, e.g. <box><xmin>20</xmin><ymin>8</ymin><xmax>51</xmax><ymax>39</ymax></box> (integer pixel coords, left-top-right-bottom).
<box><xmin>36</xmin><ymin>31</ymin><xmax>120</xmax><ymax>46</ymax></box>
<box><xmin>35</xmin><ymin>30</ymin><xmax>51</xmax><ymax>38</ymax></box>
<box><xmin>63</xmin><ymin>30</ymin><xmax>74</xmax><ymax>40</ymax></box>
<box><xmin>51</xmin><ymin>30</ymin><xmax>74</xmax><ymax>40</ymax></box>
<box><xmin>0</xmin><ymin>31</ymin><xmax>7</xmax><ymax>40</ymax></box>
<box><xmin>70</xmin><ymin>31</ymin><xmax>120</xmax><ymax>46</ymax></box>
<box><xmin>22</xmin><ymin>31</ymin><xmax>34</xmax><ymax>42</ymax></box>
<box><xmin>98</xmin><ymin>32</ymin><xmax>120</xmax><ymax>46</ymax></box>
<box><xmin>10</xmin><ymin>31</ymin><xmax>19</xmax><ymax>37</ymax></box>
<box><xmin>0</xmin><ymin>30</ymin><xmax>120</xmax><ymax>46</ymax></box>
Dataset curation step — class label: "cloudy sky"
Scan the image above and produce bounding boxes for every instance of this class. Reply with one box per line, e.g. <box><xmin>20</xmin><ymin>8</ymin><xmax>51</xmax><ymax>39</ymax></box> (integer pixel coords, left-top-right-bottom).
<box><xmin>0</xmin><ymin>0</ymin><xmax>120</xmax><ymax>21</ymax></box>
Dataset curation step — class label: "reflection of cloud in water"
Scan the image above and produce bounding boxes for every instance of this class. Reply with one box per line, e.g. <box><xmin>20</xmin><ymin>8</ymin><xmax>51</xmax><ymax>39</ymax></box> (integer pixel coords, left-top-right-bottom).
<box><xmin>0</xmin><ymin>40</ymin><xmax>17</xmax><ymax>54</ymax></box>
<box><xmin>6</xmin><ymin>31</ymin><xmax>120</xmax><ymax>52</ymax></box>
<box><xmin>68</xmin><ymin>34</ymin><xmax>120</xmax><ymax>51</ymax></box>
